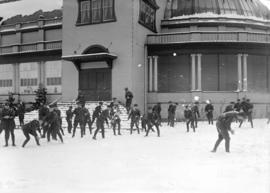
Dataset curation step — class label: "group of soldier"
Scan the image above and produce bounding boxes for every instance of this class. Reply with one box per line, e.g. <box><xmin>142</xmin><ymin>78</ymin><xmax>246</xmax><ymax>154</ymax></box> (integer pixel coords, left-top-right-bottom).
<box><xmin>0</xmin><ymin>86</ymin><xmax>269</xmax><ymax>153</ymax></box>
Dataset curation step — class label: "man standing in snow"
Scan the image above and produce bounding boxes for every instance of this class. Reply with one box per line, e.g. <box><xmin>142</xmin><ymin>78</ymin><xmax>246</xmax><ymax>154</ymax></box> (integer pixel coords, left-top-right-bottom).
<box><xmin>205</xmin><ymin>100</ymin><xmax>214</xmax><ymax>125</ymax></box>
<box><xmin>66</xmin><ymin>106</ymin><xmax>73</xmax><ymax>134</ymax></box>
<box><xmin>128</xmin><ymin>104</ymin><xmax>141</xmax><ymax>134</ymax></box>
<box><xmin>191</xmin><ymin>102</ymin><xmax>200</xmax><ymax>128</ymax></box>
<box><xmin>1</xmin><ymin>103</ymin><xmax>16</xmax><ymax>147</ymax></box>
<box><xmin>184</xmin><ymin>105</ymin><xmax>195</xmax><ymax>132</ymax></box>
<box><xmin>124</xmin><ymin>87</ymin><xmax>133</xmax><ymax>113</ymax></box>
<box><xmin>211</xmin><ymin>111</ymin><xmax>244</xmax><ymax>153</ymax></box>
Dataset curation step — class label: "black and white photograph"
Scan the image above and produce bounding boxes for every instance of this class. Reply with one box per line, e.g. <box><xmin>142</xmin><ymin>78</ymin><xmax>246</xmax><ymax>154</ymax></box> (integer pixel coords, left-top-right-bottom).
<box><xmin>0</xmin><ymin>0</ymin><xmax>270</xmax><ymax>192</ymax></box>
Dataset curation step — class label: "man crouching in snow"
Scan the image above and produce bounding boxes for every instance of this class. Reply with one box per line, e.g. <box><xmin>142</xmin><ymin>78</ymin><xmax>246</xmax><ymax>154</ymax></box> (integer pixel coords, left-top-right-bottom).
<box><xmin>22</xmin><ymin>120</ymin><xmax>41</xmax><ymax>147</ymax></box>
<box><xmin>211</xmin><ymin>111</ymin><xmax>245</xmax><ymax>153</ymax></box>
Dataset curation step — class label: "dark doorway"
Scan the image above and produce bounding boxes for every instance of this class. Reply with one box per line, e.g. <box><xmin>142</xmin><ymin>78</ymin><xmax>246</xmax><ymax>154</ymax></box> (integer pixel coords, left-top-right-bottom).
<box><xmin>79</xmin><ymin>68</ymin><xmax>111</xmax><ymax>101</ymax></box>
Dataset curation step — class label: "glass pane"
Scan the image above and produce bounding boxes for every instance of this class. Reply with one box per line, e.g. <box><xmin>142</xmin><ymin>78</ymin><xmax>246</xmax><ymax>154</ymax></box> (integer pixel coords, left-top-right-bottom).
<box><xmin>247</xmin><ymin>55</ymin><xmax>268</xmax><ymax>92</ymax></box>
<box><xmin>80</xmin><ymin>1</ymin><xmax>90</xmax><ymax>23</ymax></box>
<box><xmin>219</xmin><ymin>54</ymin><xmax>238</xmax><ymax>91</ymax></box>
<box><xmin>103</xmin><ymin>0</ymin><xmax>113</xmax><ymax>21</ymax></box>
<box><xmin>202</xmin><ymin>54</ymin><xmax>219</xmax><ymax>91</ymax></box>
<box><xmin>92</xmin><ymin>0</ymin><xmax>102</xmax><ymax>23</ymax></box>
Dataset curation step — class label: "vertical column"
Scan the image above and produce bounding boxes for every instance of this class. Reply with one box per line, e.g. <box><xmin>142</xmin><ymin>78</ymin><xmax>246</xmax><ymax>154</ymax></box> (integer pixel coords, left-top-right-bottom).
<box><xmin>39</xmin><ymin>61</ymin><xmax>46</xmax><ymax>87</ymax></box>
<box><xmin>148</xmin><ymin>56</ymin><xmax>153</xmax><ymax>92</ymax></box>
<box><xmin>153</xmin><ymin>56</ymin><xmax>158</xmax><ymax>92</ymax></box>
<box><xmin>12</xmin><ymin>64</ymin><xmax>18</xmax><ymax>93</ymax></box>
<box><xmin>197</xmin><ymin>54</ymin><xmax>202</xmax><ymax>91</ymax></box>
<box><xmin>191</xmin><ymin>54</ymin><xmax>196</xmax><ymax>90</ymax></box>
<box><xmin>237</xmin><ymin>54</ymin><xmax>242</xmax><ymax>91</ymax></box>
<box><xmin>243</xmin><ymin>54</ymin><xmax>248</xmax><ymax>91</ymax></box>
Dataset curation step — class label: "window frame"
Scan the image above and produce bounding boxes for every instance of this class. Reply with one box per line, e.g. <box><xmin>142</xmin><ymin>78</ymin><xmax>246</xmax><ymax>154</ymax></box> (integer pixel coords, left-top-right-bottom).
<box><xmin>76</xmin><ymin>0</ymin><xmax>116</xmax><ymax>26</ymax></box>
<box><xmin>139</xmin><ymin>0</ymin><xmax>158</xmax><ymax>33</ymax></box>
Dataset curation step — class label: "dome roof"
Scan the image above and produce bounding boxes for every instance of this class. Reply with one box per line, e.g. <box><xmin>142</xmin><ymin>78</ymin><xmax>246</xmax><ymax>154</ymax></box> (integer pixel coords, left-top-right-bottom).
<box><xmin>164</xmin><ymin>0</ymin><xmax>270</xmax><ymax>20</ymax></box>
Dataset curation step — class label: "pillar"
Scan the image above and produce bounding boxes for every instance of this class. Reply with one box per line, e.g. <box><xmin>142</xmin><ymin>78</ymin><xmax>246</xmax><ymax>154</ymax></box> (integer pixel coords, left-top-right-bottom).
<box><xmin>243</xmin><ymin>54</ymin><xmax>248</xmax><ymax>91</ymax></box>
<box><xmin>191</xmin><ymin>54</ymin><xmax>196</xmax><ymax>91</ymax></box>
<box><xmin>237</xmin><ymin>54</ymin><xmax>242</xmax><ymax>91</ymax></box>
<box><xmin>197</xmin><ymin>54</ymin><xmax>202</xmax><ymax>91</ymax></box>
<box><xmin>153</xmin><ymin>56</ymin><xmax>158</xmax><ymax>92</ymax></box>
<box><xmin>148</xmin><ymin>56</ymin><xmax>153</xmax><ymax>92</ymax></box>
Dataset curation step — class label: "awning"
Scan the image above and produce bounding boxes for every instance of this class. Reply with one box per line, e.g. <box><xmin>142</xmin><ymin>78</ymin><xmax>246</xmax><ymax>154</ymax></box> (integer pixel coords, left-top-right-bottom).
<box><xmin>62</xmin><ymin>52</ymin><xmax>117</xmax><ymax>70</ymax></box>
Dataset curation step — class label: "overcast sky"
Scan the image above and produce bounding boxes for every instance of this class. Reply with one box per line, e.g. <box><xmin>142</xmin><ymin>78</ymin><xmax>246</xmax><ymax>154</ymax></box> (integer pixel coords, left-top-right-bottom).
<box><xmin>0</xmin><ymin>0</ymin><xmax>269</xmax><ymax>20</ymax></box>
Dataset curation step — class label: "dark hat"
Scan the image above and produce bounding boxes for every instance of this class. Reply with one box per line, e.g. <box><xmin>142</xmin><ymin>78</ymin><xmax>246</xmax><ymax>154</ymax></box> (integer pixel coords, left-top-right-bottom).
<box><xmin>237</xmin><ymin>99</ymin><xmax>241</xmax><ymax>102</ymax></box>
<box><xmin>168</xmin><ymin>101</ymin><xmax>172</xmax><ymax>103</ymax></box>
<box><xmin>99</xmin><ymin>101</ymin><xmax>103</xmax><ymax>105</ymax></box>
<box><xmin>230</xmin><ymin>101</ymin><xmax>235</xmax><ymax>104</ymax></box>
<box><xmin>49</xmin><ymin>103</ymin><xmax>57</xmax><ymax>108</ymax></box>
<box><xmin>69</xmin><ymin>106</ymin><xmax>73</xmax><ymax>109</ymax></box>
<box><xmin>134</xmin><ymin>104</ymin><xmax>138</xmax><ymax>107</ymax></box>
<box><xmin>194</xmin><ymin>101</ymin><xmax>199</xmax><ymax>104</ymax></box>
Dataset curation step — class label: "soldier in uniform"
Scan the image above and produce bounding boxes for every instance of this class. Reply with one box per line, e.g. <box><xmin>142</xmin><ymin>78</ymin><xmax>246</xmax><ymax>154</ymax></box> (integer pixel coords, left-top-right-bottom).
<box><xmin>22</xmin><ymin>120</ymin><xmax>41</xmax><ymax>147</ymax></box>
<box><xmin>66</xmin><ymin>106</ymin><xmax>73</xmax><ymax>134</ymax></box>
<box><xmin>1</xmin><ymin>103</ymin><xmax>16</xmax><ymax>147</ymax></box>
<box><xmin>184</xmin><ymin>105</ymin><xmax>195</xmax><ymax>132</ymax></box>
<box><xmin>205</xmin><ymin>100</ymin><xmax>214</xmax><ymax>125</ymax></box>
<box><xmin>53</xmin><ymin>104</ymin><xmax>64</xmax><ymax>136</ymax></box>
<box><xmin>191</xmin><ymin>102</ymin><xmax>200</xmax><ymax>128</ymax></box>
<box><xmin>145</xmin><ymin>107</ymin><xmax>160</xmax><ymax>137</ymax></box>
<box><xmin>128</xmin><ymin>104</ymin><xmax>141</xmax><ymax>134</ymax></box>
<box><xmin>152</xmin><ymin>103</ymin><xmax>162</xmax><ymax>126</ymax></box>
<box><xmin>224</xmin><ymin>102</ymin><xmax>235</xmax><ymax>113</ymax></box>
<box><xmin>92</xmin><ymin>106</ymin><xmax>110</xmax><ymax>140</ymax></box>
<box><xmin>38</xmin><ymin>102</ymin><xmax>49</xmax><ymax>138</ymax></box>
<box><xmin>72</xmin><ymin>103</ymin><xmax>85</xmax><ymax>138</ymax></box>
<box><xmin>17</xmin><ymin>101</ymin><xmax>26</xmax><ymax>126</ymax></box>
<box><xmin>234</xmin><ymin>99</ymin><xmax>241</xmax><ymax>112</ymax></box>
<box><xmin>111</xmin><ymin>106</ymin><xmax>121</xmax><ymax>135</ymax></box>
<box><xmin>211</xmin><ymin>111</ymin><xmax>244</xmax><ymax>153</ymax></box>
<box><xmin>168</xmin><ymin>102</ymin><xmax>177</xmax><ymax>127</ymax></box>
<box><xmin>91</xmin><ymin>102</ymin><xmax>103</xmax><ymax>125</ymax></box>
<box><xmin>239</xmin><ymin>98</ymin><xmax>254</xmax><ymax>128</ymax></box>
<box><xmin>124</xmin><ymin>87</ymin><xmax>133</xmax><ymax>113</ymax></box>
<box><xmin>81</xmin><ymin>103</ymin><xmax>91</xmax><ymax>135</ymax></box>
<box><xmin>43</xmin><ymin>105</ymin><xmax>64</xmax><ymax>143</ymax></box>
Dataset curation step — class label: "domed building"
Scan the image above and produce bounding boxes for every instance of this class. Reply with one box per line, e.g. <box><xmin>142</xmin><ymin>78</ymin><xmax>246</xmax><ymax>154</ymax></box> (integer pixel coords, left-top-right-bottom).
<box><xmin>147</xmin><ymin>0</ymin><xmax>270</xmax><ymax>117</ymax></box>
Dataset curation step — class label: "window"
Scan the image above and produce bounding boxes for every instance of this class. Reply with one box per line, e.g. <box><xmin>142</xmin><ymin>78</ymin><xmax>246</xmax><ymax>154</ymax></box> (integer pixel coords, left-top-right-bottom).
<box><xmin>20</xmin><ymin>78</ymin><xmax>38</xmax><ymax>86</ymax></box>
<box><xmin>47</xmin><ymin>77</ymin><xmax>62</xmax><ymax>86</ymax></box>
<box><xmin>202</xmin><ymin>54</ymin><xmax>238</xmax><ymax>91</ymax></box>
<box><xmin>0</xmin><ymin>80</ymin><xmax>12</xmax><ymax>87</ymax></box>
<box><xmin>158</xmin><ymin>55</ymin><xmax>191</xmax><ymax>92</ymax></box>
<box><xmin>45</xmin><ymin>61</ymin><xmax>62</xmax><ymax>93</ymax></box>
<box><xmin>77</xmin><ymin>0</ymin><xmax>116</xmax><ymax>25</ymax></box>
<box><xmin>139</xmin><ymin>0</ymin><xmax>158</xmax><ymax>32</ymax></box>
<box><xmin>19</xmin><ymin>62</ymin><xmax>39</xmax><ymax>94</ymax></box>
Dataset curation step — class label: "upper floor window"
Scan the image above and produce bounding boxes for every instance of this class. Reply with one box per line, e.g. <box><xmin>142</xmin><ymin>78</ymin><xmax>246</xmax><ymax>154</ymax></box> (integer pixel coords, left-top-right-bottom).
<box><xmin>139</xmin><ymin>0</ymin><xmax>158</xmax><ymax>32</ymax></box>
<box><xmin>77</xmin><ymin>0</ymin><xmax>116</xmax><ymax>25</ymax></box>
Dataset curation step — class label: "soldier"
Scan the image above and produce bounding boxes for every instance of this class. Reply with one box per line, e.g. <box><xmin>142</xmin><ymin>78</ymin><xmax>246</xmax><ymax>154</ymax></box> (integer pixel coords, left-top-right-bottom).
<box><xmin>224</xmin><ymin>102</ymin><xmax>235</xmax><ymax>113</ymax></box>
<box><xmin>38</xmin><ymin>102</ymin><xmax>49</xmax><ymax>138</ymax></box>
<box><xmin>17</xmin><ymin>101</ymin><xmax>26</xmax><ymax>126</ymax></box>
<box><xmin>111</xmin><ymin>106</ymin><xmax>121</xmax><ymax>135</ymax></box>
<box><xmin>76</xmin><ymin>90</ymin><xmax>85</xmax><ymax>105</ymax></box>
<box><xmin>22</xmin><ymin>120</ymin><xmax>41</xmax><ymax>147</ymax></box>
<box><xmin>53</xmin><ymin>104</ymin><xmax>64</xmax><ymax>136</ymax></box>
<box><xmin>91</xmin><ymin>102</ymin><xmax>103</xmax><ymax>125</ymax></box>
<box><xmin>128</xmin><ymin>104</ymin><xmax>141</xmax><ymax>134</ymax></box>
<box><xmin>1</xmin><ymin>103</ymin><xmax>16</xmax><ymax>147</ymax></box>
<box><xmin>82</xmin><ymin>103</ymin><xmax>91</xmax><ymax>135</ymax></box>
<box><xmin>145</xmin><ymin>107</ymin><xmax>160</xmax><ymax>137</ymax></box>
<box><xmin>211</xmin><ymin>111</ymin><xmax>244</xmax><ymax>153</ymax></box>
<box><xmin>184</xmin><ymin>105</ymin><xmax>195</xmax><ymax>132</ymax></box>
<box><xmin>43</xmin><ymin>105</ymin><xmax>64</xmax><ymax>143</ymax></box>
<box><xmin>168</xmin><ymin>102</ymin><xmax>177</xmax><ymax>127</ymax></box>
<box><xmin>191</xmin><ymin>102</ymin><xmax>200</xmax><ymax>128</ymax></box>
<box><xmin>66</xmin><ymin>106</ymin><xmax>73</xmax><ymax>134</ymax></box>
<box><xmin>239</xmin><ymin>98</ymin><xmax>254</xmax><ymax>128</ymax></box>
<box><xmin>92</xmin><ymin>106</ymin><xmax>110</xmax><ymax>140</ymax></box>
<box><xmin>205</xmin><ymin>100</ymin><xmax>214</xmax><ymax>125</ymax></box>
<box><xmin>152</xmin><ymin>103</ymin><xmax>162</xmax><ymax>126</ymax></box>
<box><xmin>234</xmin><ymin>99</ymin><xmax>241</xmax><ymax>112</ymax></box>
<box><xmin>72</xmin><ymin>103</ymin><xmax>85</xmax><ymax>138</ymax></box>
<box><xmin>124</xmin><ymin>87</ymin><xmax>133</xmax><ymax>113</ymax></box>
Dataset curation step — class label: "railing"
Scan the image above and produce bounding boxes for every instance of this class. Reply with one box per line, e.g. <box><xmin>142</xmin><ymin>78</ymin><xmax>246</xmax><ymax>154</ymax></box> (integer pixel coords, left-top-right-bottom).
<box><xmin>0</xmin><ymin>24</ymin><xmax>16</xmax><ymax>31</ymax></box>
<box><xmin>20</xmin><ymin>21</ymin><xmax>38</xmax><ymax>28</ymax></box>
<box><xmin>147</xmin><ymin>31</ymin><xmax>270</xmax><ymax>45</ymax></box>
<box><xmin>20</xmin><ymin>43</ymin><xmax>38</xmax><ymax>52</ymax></box>
<box><xmin>44</xmin><ymin>17</ymin><xmax>62</xmax><ymax>26</ymax></box>
<box><xmin>44</xmin><ymin>40</ymin><xmax>62</xmax><ymax>50</ymax></box>
<box><xmin>0</xmin><ymin>46</ymin><xmax>13</xmax><ymax>54</ymax></box>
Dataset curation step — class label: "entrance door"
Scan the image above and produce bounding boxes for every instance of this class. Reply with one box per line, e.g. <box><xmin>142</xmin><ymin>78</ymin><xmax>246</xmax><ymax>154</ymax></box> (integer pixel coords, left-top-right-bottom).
<box><xmin>79</xmin><ymin>68</ymin><xmax>111</xmax><ymax>101</ymax></box>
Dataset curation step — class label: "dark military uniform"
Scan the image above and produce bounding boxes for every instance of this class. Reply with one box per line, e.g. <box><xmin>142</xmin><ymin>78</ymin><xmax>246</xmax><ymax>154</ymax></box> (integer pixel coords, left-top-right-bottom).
<box><xmin>72</xmin><ymin>106</ymin><xmax>85</xmax><ymax>138</ymax></box>
<box><xmin>234</xmin><ymin>100</ymin><xmax>241</xmax><ymax>112</ymax></box>
<box><xmin>145</xmin><ymin>111</ymin><xmax>160</xmax><ymax>137</ymax></box>
<box><xmin>91</xmin><ymin>104</ymin><xmax>102</xmax><ymax>125</ymax></box>
<box><xmin>1</xmin><ymin>106</ymin><xmax>16</xmax><ymax>146</ymax></box>
<box><xmin>54</xmin><ymin>108</ymin><xmax>64</xmax><ymax>135</ymax></box>
<box><xmin>82</xmin><ymin>106</ymin><xmax>91</xmax><ymax>135</ymax></box>
<box><xmin>111</xmin><ymin>108</ymin><xmax>121</xmax><ymax>135</ymax></box>
<box><xmin>22</xmin><ymin>120</ymin><xmax>41</xmax><ymax>147</ymax></box>
<box><xmin>239</xmin><ymin>100</ymin><xmax>254</xmax><ymax>128</ymax></box>
<box><xmin>128</xmin><ymin>107</ymin><xmax>141</xmax><ymax>134</ymax></box>
<box><xmin>167</xmin><ymin>104</ymin><xmax>176</xmax><ymax>127</ymax></box>
<box><xmin>17</xmin><ymin>102</ymin><xmax>26</xmax><ymax>126</ymax></box>
<box><xmin>38</xmin><ymin>105</ymin><xmax>49</xmax><ymax>137</ymax></box>
<box><xmin>66</xmin><ymin>107</ymin><xmax>73</xmax><ymax>133</ymax></box>
<box><xmin>93</xmin><ymin>109</ymin><xmax>109</xmax><ymax>139</ymax></box>
<box><xmin>224</xmin><ymin>103</ymin><xmax>234</xmax><ymax>113</ymax></box>
<box><xmin>184</xmin><ymin>107</ymin><xmax>195</xmax><ymax>132</ymax></box>
<box><xmin>125</xmin><ymin>90</ymin><xmax>133</xmax><ymax>113</ymax></box>
<box><xmin>43</xmin><ymin>111</ymin><xmax>63</xmax><ymax>143</ymax></box>
<box><xmin>152</xmin><ymin>103</ymin><xmax>162</xmax><ymax>126</ymax></box>
<box><xmin>191</xmin><ymin>104</ymin><xmax>200</xmax><ymax>128</ymax></box>
<box><xmin>205</xmin><ymin>103</ymin><xmax>214</xmax><ymax>125</ymax></box>
<box><xmin>212</xmin><ymin>112</ymin><xmax>239</xmax><ymax>153</ymax></box>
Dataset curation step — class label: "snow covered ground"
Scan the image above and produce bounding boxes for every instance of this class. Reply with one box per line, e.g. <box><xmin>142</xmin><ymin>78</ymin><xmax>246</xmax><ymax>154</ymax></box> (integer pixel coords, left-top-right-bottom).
<box><xmin>0</xmin><ymin>119</ymin><xmax>269</xmax><ymax>193</ymax></box>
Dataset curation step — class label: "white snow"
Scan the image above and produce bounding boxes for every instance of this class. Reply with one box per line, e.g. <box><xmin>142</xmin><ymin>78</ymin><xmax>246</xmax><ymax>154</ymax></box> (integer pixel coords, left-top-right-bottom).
<box><xmin>0</xmin><ymin>119</ymin><xmax>269</xmax><ymax>193</ymax></box>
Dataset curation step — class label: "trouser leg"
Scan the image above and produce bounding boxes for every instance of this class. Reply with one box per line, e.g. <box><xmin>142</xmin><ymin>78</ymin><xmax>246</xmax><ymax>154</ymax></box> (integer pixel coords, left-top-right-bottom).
<box><xmin>72</xmin><ymin>121</ymin><xmax>78</xmax><ymax>137</ymax></box>
<box><xmin>10</xmin><ymin>127</ymin><xmax>15</xmax><ymax>146</ymax></box>
<box><xmin>212</xmin><ymin>134</ymin><xmax>223</xmax><ymax>152</ymax></box>
<box><xmin>22</xmin><ymin>131</ymin><xmax>30</xmax><ymax>147</ymax></box>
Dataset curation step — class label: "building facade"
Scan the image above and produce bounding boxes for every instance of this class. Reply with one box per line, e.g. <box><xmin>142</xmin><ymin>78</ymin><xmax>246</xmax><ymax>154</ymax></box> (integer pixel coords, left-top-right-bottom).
<box><xmin>0</xmin><ymin>10</ymin><xmax>62</xmax><ymax>103</ymax></box>
<box><xmin>0</xmin><ymin>0</ymin><xmax>270</xmax><ymax>118</ymax></box>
